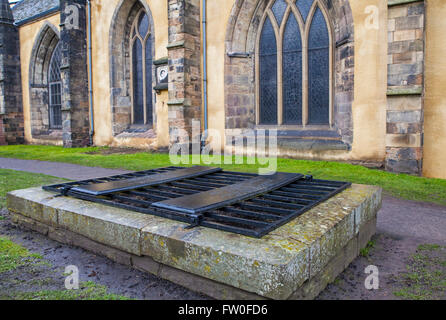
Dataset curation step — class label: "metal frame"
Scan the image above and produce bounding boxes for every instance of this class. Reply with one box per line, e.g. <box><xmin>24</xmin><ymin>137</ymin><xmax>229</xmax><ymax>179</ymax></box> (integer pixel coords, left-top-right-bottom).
<box><xmin>43</xmin><ymin>167</ymin><xmax>351</xmax><ymax>238</ymax></box>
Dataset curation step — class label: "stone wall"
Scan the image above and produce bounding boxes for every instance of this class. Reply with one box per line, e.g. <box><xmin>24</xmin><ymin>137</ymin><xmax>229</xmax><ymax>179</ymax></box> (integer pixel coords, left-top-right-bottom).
<box><xmin>0</xmin><ymin>0</ymin><xmax>25</xmax><ymax>145</ymax></box>
<box><xmin>60</xmin><ymin>0</ymin><xmax>91</xmax><ymax>148</ymax></box>
<box><xmin>0</xmin><ymin>115</ymin><xmax>5</xmax><ymax>145</ymax></box>
<box><xmin>167</xmin><ymin>0</ymin><xmax>202</xmax><ymax>146</ymax></box>
<box><xmin>386</xmin><ymin>0</ymin><xmax>425</xmax><ymax>174</ymax></box>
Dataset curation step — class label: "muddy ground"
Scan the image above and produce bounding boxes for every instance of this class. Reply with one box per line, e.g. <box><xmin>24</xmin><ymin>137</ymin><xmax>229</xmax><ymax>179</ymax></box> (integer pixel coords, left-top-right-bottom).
<box><xmin>0</xmin><ymin>209</ymin><xmax>206</xmax><ymax>300</ymax></box>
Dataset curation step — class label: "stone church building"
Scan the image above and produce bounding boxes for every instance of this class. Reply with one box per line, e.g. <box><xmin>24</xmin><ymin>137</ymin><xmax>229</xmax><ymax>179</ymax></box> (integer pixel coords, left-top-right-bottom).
<box><xmin>0</xmin><ymin>0</ymin><xmax>444</xmax><ymax>179</ymax></box>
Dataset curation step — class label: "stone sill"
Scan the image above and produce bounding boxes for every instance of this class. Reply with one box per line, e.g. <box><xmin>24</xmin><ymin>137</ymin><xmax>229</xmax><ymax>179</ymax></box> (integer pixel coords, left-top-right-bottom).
<box><xmin>388</xmin><ymin>0</ymin><xmax>423</xmax><ymax>7</ymax></box>
<box><xmin>32</xmin><ymin>130</ymin><xmax>63</xmax><ymax>141</ymax></box>
<box><xmin>387</xmin><ymin>87</ymin><xmax>423</xmax><ymax>96</ymax></box>
<box><xmin>277</xmin><ymin>138</ymin><xmax>350</xmax><ymax>152</ymax></box>
<box><xmin>166</xmin><ymin>41</ymin><xmax>185</xmax><ymax>50</ymax></box>
<box><xmin>115</xmin><ymin>126</ymin><xmax>156</xmax><ymax>140</ymax></box>
<box><xmin>227</xmin><ymin>128</ymin><xmax>350</xmax><ymax>152</ymax></box>
<box><xmin>153</xmin><ymin>57</ymin><xmax>168</xmax><ymax>66</ymax></box>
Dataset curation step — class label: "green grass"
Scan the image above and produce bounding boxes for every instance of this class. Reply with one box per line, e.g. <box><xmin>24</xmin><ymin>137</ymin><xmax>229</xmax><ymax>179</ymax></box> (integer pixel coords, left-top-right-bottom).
<box><xmin>394</xmin><ymin>244</ymin><xmax>446</xmax><ymax>300</ymax></box>
<box><xmin>12</xmin><ymin>281</ymin><xmax>131</xmax><ymax>300</ymax></box>
<box><xmin>0</xmin><ymin>169</ymin><xmax>64</xmax><ymax>209</ymax></box>
<box><xmin>360</xmin><ymin>240</ymin><xmax>376</xmax><ymax>258</ymax></box>
<box><xmin>0</xmin><ymin>236</ymin><xmax>130</xmax><ymax>300</ymax></box>
<box><xmin>0</xmin><ymin>145</ymin><xmax>445</xmax><ymax>206</ymax></box>
<box><xmin>0</xmin><ymin>237</ymin><xmax>43</xmax><ymax>273</ymax></box>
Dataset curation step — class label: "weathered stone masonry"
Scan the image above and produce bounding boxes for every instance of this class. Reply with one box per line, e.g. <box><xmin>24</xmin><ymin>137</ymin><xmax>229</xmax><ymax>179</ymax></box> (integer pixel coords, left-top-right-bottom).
<box><xmin>60</xmin><ymin>0</ymin><xmax>90</xmax><ymax>148</ymax></box>
<box><xmin>386</xmin><ymin>0</ymin><xmax>425</xmax><ymax>174</ymax></box>
<box><xmin>0</xmin><ymin>0</ymin><xmax>24</xmax><ymax>145</ymax></box>
<box><xmin>167</xmin><ymin>0</ymin><xmax>202</xmax><ymax>146</ymax></box>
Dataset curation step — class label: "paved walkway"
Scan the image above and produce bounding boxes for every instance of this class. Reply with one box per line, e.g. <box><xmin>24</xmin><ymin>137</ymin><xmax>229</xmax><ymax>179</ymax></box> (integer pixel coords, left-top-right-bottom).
<box><xmin>379</xmin><ymin>196</ymin><xmax>446</xmax><ymax>245</ymax></box>
<box><xmin>0</xmin><ymin>157</ymin><xmax>130</xmax><ymax>180</ymax></box>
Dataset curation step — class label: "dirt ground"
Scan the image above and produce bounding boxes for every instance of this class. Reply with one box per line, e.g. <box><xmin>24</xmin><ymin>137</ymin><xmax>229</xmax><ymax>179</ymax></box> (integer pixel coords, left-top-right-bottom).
<box><xmin>0</xmin><ymin>209</ymin><xmax>206</xmax><ymax>300</ymax></box>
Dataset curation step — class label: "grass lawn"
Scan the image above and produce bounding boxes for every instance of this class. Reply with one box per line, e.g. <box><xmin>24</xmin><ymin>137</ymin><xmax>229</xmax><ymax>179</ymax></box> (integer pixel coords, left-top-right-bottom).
<box><xmin>394</xmin><ymin>244</ymin><xmax>446</xmax><ymax>300</ymax></box>
<box><xmin>0</xmin><ymin>145</ymin><xmax>445</xmax><ymax>206</ymax></box>
<box><xmin>0</xmin><ymin>236</ymin><xmax>130</xmax><ymax>300</ymax></box>
<box><xmin>0</xmin><ymin>169</ymin><xmax>129</xmax><ymax>300</ymax></box>
<box><xmin>0</xmin><ymin>169</ymin><xmax>65</xmax><ymax>209</ymax></box>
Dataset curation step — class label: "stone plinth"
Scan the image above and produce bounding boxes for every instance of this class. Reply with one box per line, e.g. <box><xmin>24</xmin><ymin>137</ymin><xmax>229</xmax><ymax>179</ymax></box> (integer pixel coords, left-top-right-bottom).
<box><xmin>7</xmin><ymin>184</ymin><xmax>381</xmax><ymax>300</ymax></box>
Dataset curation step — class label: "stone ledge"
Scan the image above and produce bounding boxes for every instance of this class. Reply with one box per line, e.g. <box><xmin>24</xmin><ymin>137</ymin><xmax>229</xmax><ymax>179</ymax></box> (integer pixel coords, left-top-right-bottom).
<box><xmin>277</xmin><ymin>139</ymin><xmax>351</xmax><ymax>152</ymax></box>
<box><xmin>7</xmin><ymin>184</ymin><xmax>381</xmax><ymax>300</ymax></box>
<box><xmin>387</xmin><ymin>87</ymin><xmax>423</xmax><ymax>96</ymax></box>
<box><xmin>388</xmin><ymin>0</ymin><xmax>423</xmax><ymax>7</ymax></box>
<box><xmin>10</xmin><ymin>212</ymin><xmax>378</xmax><ymax>300</ymax></box>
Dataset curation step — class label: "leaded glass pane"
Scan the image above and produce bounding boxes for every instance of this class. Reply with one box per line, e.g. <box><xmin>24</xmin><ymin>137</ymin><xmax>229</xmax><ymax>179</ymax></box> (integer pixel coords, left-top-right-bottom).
<box><xmin>308</xmin><ymin>7</ymin><xmax>330</xmax><ymax>125</ymax></box>
<box><xmin>138</xmin><ymin>12</ymin><xmax>149</xmax><ymax>38</ymax></box>
<box><xmin>145</xmin><ymin>35</ymin><xmax>153</xmax><ymax>124</ymax></box>
<box><xmin>49</xmin><ymin>83</ymin><xmax>62</xmax><ymax>129</ymax></box>
<box><xmin>271</xmin><ymin>0</ymin><xmax>288</xmax><ymax>26</ymax></box>
<box><xmin>259</xmin><ymin>17</ymin><xmax>278</xmax><ymax>125</ymax></box>
<box><xmin>48</xmin><ymin>42</ymin><xmax>62</xmax><ymax>129</ymax></box>
<box><xmin>283</xmin><ymin>13</ymin><xmax>302</xmax><ymax>124</ymax></box>
<box><xmin>49</xmin><ymin>43</ymin><xmax>62</xmax><ymax>83</ymax></box>
<box><xmin>296</xmin><ymin>0</ymin><xmax>313</xmax><ymax>22</ymax></box>
<box><xmin>132</xmin><ymin>38</ymin><xmax>144</xmax><ymax>124</ymax></box>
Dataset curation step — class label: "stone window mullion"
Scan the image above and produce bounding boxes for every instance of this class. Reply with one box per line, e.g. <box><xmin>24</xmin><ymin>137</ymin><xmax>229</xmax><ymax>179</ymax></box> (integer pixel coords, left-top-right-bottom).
<box><xmin>142</xmin><ymin>32</ymin><xmax>147</xmax><ymax>125</ymax></box>
<box><xmin>268</xmin><ymin>8</ymin><xmax>282</xmax><ymax>126</ymax></box>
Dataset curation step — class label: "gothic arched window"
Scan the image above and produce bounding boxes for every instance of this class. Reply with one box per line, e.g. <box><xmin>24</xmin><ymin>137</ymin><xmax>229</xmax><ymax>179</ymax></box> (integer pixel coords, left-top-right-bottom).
<box><xmin>48</xmin><ymin>42</ymin><xmax>62</xmax><ymax>129</ymax></box>
<box><xmin>130</xmin><ymin>9</ymin><xmax>153</xmax><ymax>125</ymax></box>
<box><xmin>257</xmin><ymin>0</ymin><xmax>332</xmax><ymax>126</ymax></box>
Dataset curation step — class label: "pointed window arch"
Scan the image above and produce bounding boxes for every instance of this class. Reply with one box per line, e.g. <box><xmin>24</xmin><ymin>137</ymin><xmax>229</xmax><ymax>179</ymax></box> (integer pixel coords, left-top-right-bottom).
<box><xmin>130</xmin><ymin>8</ymin><xmax>153</xmax><ymax>125</ymax></box>
<box><xmin>28</xmin><ymin>22</ymin><xmax>64</xmax><ymax>140</ymax></box>
<box><xmin>256</xmin><ymin>0</ymin><xmax>333</xmax><ymax>126</ymax></box>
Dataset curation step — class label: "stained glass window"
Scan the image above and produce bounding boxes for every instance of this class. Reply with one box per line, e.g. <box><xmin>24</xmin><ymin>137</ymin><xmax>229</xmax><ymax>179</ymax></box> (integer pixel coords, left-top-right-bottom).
<box><xmin>131</xmin><ymin>10</ymin><xmax>153</xmax><ymax>125</ymax></box>
<box><xmin>259</xmin><ymin>17</ymin><xmax>278</xmax><ymax>125</ymax></box>
<box><xmin>271</xmin><ymin>0</ymin><xmax>288</xmax><ymax>25</ymax></box>
<box><xmin>296</xmin><ymin>0</ymin><xmax>313</xmax><ymax>22</ymax></box>
<box><xmin>145</xmin><ymin>35</ymin><xmax>153</xmax><ymax>124</ymax></box>
<box><xmin>132</xmin><ymin>38</ymin><xmax>144</xmax><ymax>124</ymax></box>
<box><xmin>283</xmin><ymin>13</ymin><xmax>302</xmax><ymax>124</ymax></box>
<box><xmin>48</xmin><ymin>42</ymin><xmax>62</xmax><ymax>129</ymax></box>
<box><xmin>308</xmin><ymin>7</ymin><xmax>330</xmax><ymax>125</ymax></box>
<box><xmin>258</xmin><ymin>0</ymin><xmax>331</xmax><ymax>126</ymax></box>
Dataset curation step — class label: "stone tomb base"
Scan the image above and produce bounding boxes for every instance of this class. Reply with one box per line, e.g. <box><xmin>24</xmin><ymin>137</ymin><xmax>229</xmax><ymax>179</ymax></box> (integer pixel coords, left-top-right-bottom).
<box><xmin>7</xmin><ymin>184</ymin><xmax>381</xmax><ymax>300</ymax></box>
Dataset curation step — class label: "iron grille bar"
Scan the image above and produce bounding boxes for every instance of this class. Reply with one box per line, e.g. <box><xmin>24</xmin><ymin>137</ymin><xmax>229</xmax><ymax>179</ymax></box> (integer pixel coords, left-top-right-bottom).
<box><xmin>43</xmin><ymin>167</ymin><xmax>351</xmax><ymax>238</ymax></box>
<box><xmin>223</xmin><ymin>207</ymin><xmax>282</xmax><ymax>221</ymax></box>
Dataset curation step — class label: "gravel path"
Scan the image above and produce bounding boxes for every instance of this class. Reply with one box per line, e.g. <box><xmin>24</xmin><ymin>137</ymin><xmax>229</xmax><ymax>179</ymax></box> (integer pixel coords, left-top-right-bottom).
<box><xmin>0</xmin><ymin>157</ymin><xmax>445</xmax><ymax>300</ymax></box>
